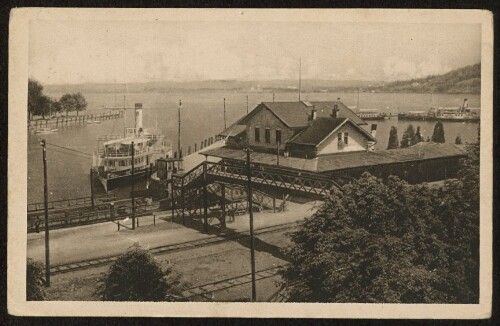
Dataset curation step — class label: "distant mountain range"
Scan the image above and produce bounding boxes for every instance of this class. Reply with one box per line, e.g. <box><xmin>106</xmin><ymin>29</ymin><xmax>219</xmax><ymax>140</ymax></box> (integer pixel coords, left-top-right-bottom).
<box><xmin>364</xmin><ymin>63</ymin><xmax>481</xmax><ymax>94</ymax></box>
<box><xmin>43</xmin><ymin>63</ymin><xmax>480</xmax><ymax>95</ymax></box>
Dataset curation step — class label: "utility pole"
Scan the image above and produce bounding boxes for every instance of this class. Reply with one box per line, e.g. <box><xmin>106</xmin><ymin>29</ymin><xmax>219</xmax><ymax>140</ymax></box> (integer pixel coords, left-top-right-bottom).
<box><xmin>223</xmin><ymin>97</ymin><xmax>227</xmax><ymax>130</ymax></box>
<box><xmin>276</xmin><ymin>142</ymin><xmax>280</xmax><ymax>166</ymax></box>
<box><xmin>131</xmin><ymin>141</ymin><xmax>135</xmax><ymax>230</ymax></box>
<box><xmin>246</xmin><ymin>95</ymin><xmax>249</xmax><ymax>114</ymax></box>
<box><xmin>245</xmin><ymin>148</ymin><xmax>257</xmax><ymax>301</ymax></box>
<box><xmin>298</xmin><ymin>57</ymin><xmax>301</xmax><ymax>102</ymax></box>
<box><xmin>272</xmin><ymin>92</ymin><xmax>275</xmax><ymax>102</ymax></box>
<box><xmin>89</xmin><ymin>168</ymin><xmax>95</xmax><ymax>209</ymax></box>
<box><xmin>40</xmin><ymin>140</ymin><xmax>50</xmax><ymax>286</ymax></box>
<box><xmin>178</xmin><ymin>100</ymin><xmax>182</xmax><ymax>157</ymax></box>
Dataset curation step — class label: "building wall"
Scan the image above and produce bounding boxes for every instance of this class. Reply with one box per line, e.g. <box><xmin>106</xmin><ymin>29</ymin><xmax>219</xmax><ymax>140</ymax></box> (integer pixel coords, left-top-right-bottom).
<box><xmin>325</xmin><ymin>157</ymin><xmax>463</xmax><ymax>184</ymax></box>
<box><xmin>246</xmin><ymin>105</ymin><xmax>295</xmax><ymax>151</ymax></box>
<box><xmin>317</xmin><ymin>123</ymin><xmax>369</xmax><ymax>156</ymax></box>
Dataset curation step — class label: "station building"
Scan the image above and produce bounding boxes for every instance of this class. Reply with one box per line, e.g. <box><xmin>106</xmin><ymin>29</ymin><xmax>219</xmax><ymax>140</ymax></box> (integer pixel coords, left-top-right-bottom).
<box><xmin>203</xmin><ymin>100</ymin><xmax>466</xmax><ymax>184</ymax></box>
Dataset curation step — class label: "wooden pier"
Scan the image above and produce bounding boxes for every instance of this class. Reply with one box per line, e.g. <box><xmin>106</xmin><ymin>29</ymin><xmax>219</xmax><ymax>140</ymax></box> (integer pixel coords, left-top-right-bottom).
<box><xmin>28</xmin><ymin>110</ymin><xmax>124</xmax><ymax>131</ymax></box>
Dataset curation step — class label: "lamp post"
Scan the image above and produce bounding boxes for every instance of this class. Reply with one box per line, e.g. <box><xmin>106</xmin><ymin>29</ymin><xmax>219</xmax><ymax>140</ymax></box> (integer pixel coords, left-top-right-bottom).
<box><xmin>245</xmin><ymin>147</ymin><xmax>257</xmax><ymax>301</ymax></box>
<box><xmin>40</xmin><ymin>140</ymin><xmax>50</xmax><ymax>286</ymax></box>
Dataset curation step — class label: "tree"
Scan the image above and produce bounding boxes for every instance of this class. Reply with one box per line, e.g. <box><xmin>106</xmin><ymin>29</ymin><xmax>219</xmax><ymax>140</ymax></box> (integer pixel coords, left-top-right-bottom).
<box><xmin>400</xmin><ymin>124</ymin><xmax>415</xmax><ymax>148</ymax></box>
<box><xmin>73</xmin><ymin>92</ymin><xmax>88</xmax><ymax>116</ymax></box>
<box><xmin>431</xmin><ymin>121</ymin><xmax>445</xmax><ymax>143</ymax></box>
<box><xmin>412</xmin><ymin>126</ymin><xmax>423</xmax><ymax>145</ymax></box>
<box><xmin>28</xmin><ymin>79</ymin><xmax>43</xmax><ymax>121</ymax></box>
<box><xmin>387</xmin><ymin>126</ymin><xmax>399</xmax><ymax>149</ymax></box>
<box><xmin>281</xmin><ymin>172</ymin><xmax>479</xmax><ymax>303</ymax></box>
<box><xmin>59</xmin><ymin>94</ymin><xmax>76</xmax><ymax>117</ymax></box>
<box><xmin>98</xmin><ymin>245</ymin><xmax>184</xmax><ymax>301</ymax></box>
<box><xmin>50</xmin><ymin>99</ymin><xmax>63</xmax><ymax>117</ymax></box>
<box><xmin>27</xmin><ymin>259</ymin><xmax>46</xmax><ymax>300</ymax></box>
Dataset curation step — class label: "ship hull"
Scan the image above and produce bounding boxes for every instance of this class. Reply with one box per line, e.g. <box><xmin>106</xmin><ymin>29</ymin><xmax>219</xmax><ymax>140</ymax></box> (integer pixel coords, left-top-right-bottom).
<box><xmin>96</xmin><ymin>169</ymin><xmax>150</xmax><ymax>193</ymax></box>
<box><xmin>397</xmin><ymin>115</ymin><xmax>433</xmax><ymax>121</ymax></box>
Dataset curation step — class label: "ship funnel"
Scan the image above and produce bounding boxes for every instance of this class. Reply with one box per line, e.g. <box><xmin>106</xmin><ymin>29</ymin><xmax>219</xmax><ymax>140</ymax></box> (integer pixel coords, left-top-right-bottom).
<box><xmin>463</xmin><ymin>98</ymin><xmax>468</xmax><ymax>109</ymax></box>
<box><xmin>135</xmin><ymin>103</ymin><xmax>143</xmax><ymax>131</ymax></box>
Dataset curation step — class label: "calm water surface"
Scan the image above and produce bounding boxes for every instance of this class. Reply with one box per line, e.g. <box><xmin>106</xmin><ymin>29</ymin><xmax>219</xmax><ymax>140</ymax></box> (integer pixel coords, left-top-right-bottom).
<box><xmin>28</xmin><ymin>91</ymin><xmax>480</xmax><ymax>203</ymax></box>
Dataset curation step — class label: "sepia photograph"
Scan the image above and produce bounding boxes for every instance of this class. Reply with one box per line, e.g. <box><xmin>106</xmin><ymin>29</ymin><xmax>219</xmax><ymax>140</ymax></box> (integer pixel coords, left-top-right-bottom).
<box><xmin>8</xmin><ymin>8</ymin><xmax>493</xmax><ymax>318</ymax></box>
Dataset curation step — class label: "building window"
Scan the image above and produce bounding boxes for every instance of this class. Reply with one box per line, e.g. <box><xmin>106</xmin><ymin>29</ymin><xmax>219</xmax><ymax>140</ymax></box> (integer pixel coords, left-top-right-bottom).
<box><xmin>344</xmin><ymin>132</ymin><xmax>349</xmax><ymax>144</ymax></box>
<box><xmin>255</xmin><ymin>127</ymin><xmax>260</xmax><ymax>142</ymax></box>
<box><xmin>265</xmin><ymin>128</ymin><xmax>271</xmax><ymax>143</ymax></box>
<box><xmin>338</xmin><ymin>133</ymin><xmax>342</xmax><ymax>143</ymax></box>
<box><xmin>276</xmin><ymin>130</ymin><xmax>282</xmax><ymax>144</ymax></box>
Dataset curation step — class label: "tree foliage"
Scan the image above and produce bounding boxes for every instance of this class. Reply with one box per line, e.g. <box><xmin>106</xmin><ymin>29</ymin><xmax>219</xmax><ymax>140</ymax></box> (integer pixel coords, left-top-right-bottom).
<box><xmin>28</xmin><ymin>79</ymin><xmax>52</xmax><ymax>119</ymax></box>
<box><xmin>27</xmin><ymin>259</ymin><xmax>46</xmax><ymax>301</ymax></box>
<box><xmin>387</xmin><ymin>126</ymin><xmax>399</xmax><ymax>149</ymax></box>
<box><xmin>73</xmin><ymin>92</ymin><xmax>88</xmax><ymax>116</ymax></box>
<box><xmin>282</xmin><ymin>155</ymin><xmax>479</xmax><ymax>303</ymax></box>
<box><xmin>431</xmin><ymin>121</ymin><xmax>446</xmax><ymax>143</ymax></box>
<box><xmin>413</xmin><ymin>126</ymin><xmax>423</xmax><ymax>145</ymax></box>
<box><xmin>400</xmin><ymin>124</ymin><xmax>415</xmax><ymax>148</ymax></box>
<box><xmin>98</xmin><ymin>245</ymin><xmax>184</xmax><ymax>301</ymax></box>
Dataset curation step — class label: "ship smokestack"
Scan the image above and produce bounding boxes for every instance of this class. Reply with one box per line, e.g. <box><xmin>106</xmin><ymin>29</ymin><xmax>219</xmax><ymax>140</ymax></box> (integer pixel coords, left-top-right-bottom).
<box><xmin>370</xmin><ymin>123</ymin><xmax>377</xmax><ymax>138</ymax></box>
<box><xmin>135</xmin><ymin>103</ymin><xmax>143</xmax><ymax>132</ymax></box>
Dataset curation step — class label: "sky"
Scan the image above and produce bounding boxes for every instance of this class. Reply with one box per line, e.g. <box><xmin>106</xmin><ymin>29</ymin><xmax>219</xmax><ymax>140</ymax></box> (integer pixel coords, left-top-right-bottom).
<box><xmin>29</xmin><ymin>20</ymin><xmax>481</xmax><ymax>85</ymax></box>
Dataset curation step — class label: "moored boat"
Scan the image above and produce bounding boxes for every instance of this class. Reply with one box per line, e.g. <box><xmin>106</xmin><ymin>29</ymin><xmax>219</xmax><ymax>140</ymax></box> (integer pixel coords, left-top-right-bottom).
<box><xmin>397</xmin><ymin>110</ymin><xmax>432</xmax><ymax>121</ymax></box>
<box><xmin>434</xmin><ymin>99</ymin><xmax>480</xmax><ymax>122</ymax></box>
<box><xmin>357</xmin><ymin>109</ymin><xmax>390</xmax><ymax>120</ymax></box>
<box><xmin>35</xmin><ymin>127</ymin><xmax>58</xmax><ymax>134</ymax></box>
<box><xmin>92</xmin><ymin>103</ymin><xmax>172</xmax><ymax>192</ymax></box>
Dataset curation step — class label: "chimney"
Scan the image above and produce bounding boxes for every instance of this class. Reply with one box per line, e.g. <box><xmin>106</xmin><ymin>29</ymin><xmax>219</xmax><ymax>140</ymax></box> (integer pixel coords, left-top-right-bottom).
<box><xmin>370</xmin><ymin>123</ymin><xmax>377</xmax><ymax>138</ymax></box>
<box><xmin>463</xmin><ymin>98</ymin><xmax>468</xmax><ymax>109</ymax></box>
<box><xmin>311</xmin><ymin>106</ymin><xmax>317</xmax><ymax>121</ymax></box>
<box><xmin>331</xmin><ymin>99</ymin><xmax>340</xmax><ymax>119</ymax></box>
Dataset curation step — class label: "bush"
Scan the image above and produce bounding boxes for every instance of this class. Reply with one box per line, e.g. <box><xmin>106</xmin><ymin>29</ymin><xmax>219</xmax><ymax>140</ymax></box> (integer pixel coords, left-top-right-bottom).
<box><xmin>27</xmin><ymin>259</ymin><xmax>46</xmax><ymax>300</ymax></box>
<box><xmin>281</xmin><ymin>171</ymin><xmax>479</xmax><ymax>303</ymax></box>
<box><xmin>98</xmin><ymin>244</ymin><xmax>184</xmax><ymax>301</ymax></box>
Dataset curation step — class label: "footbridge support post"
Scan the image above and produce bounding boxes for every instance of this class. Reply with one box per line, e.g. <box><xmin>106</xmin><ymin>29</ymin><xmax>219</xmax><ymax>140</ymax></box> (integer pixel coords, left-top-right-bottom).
<box><xmin>221</xmin><ymin>183</ymin><xmax>226</xmax><ymax>228</ymax></box>
<box><xmin>203</xmin><ymin>161</ymin><xmax>208</xmax><ymax>233</ymax></box>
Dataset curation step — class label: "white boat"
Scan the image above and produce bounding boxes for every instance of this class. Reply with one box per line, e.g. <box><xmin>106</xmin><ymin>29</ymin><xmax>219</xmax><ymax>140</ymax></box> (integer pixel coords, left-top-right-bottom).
<box><xmin>435</xmin><ymin>100</ymin><xmax>480</xmax><ymax>122</ymax></box>
<box><xmin>35</xmin><ymin>128</ymin><xmax>58</xmax><ymax>134</ymax></box>
<box><xmin>92</xmin><ymin>120</ymin><xmax>101</xmax><ymax>124</ymax></box>
<box><xmin>92</xmin><ymin>103</ymin><xmax>172</xmax><ymax>192</ymax></box>
<box><xmin>87</xmin><ymin>121</ymin><xmax>94</xmax><ymax>124</ymax></box>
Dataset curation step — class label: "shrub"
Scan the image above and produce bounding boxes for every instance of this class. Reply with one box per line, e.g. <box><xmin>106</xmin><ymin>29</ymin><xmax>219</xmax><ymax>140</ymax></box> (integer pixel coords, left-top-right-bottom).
<box><xmin>27</xmin><ymin>259</ymin><xmax>46</xmax><ymax>300</ymax></box>
<box><xmin>98</xmin><ymin>244</ymin><xmax>184</xmax><ymax>301</ymax></box>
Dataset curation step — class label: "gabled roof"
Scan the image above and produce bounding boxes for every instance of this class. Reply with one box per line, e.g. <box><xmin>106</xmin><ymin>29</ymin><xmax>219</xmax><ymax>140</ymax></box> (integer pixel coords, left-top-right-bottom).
<box><xmin>288</xmin><ymin>117</ymin><xmax>347</xmax><ymax>145</ymax></box>
<box><xmin>288</xmin><ymin>117</ymin><xmax>377</xmax><ymax>147</ymax></box>
<box><xmin>261</xmin><ymin>100</ymin><xmax>366</xmax><ymax>128</ymax></box>
<box><xmin>217</xmin><ymin>100</ymin><xmax>365</xmax><ymax>137</ymax></box>
<box><xmin>261</xmin><ymin>102</ymin><xmax>311</xmax><ymax>128</ymax></box>
<box><xmin>219</xmin><ymin>123</ymin><xmax>246</xmax><ymax>137</ymax></box>
<box><xmin>310</xmin><ymin>101</ymin><xmax>366</xmax><ymax>125</ymax></box>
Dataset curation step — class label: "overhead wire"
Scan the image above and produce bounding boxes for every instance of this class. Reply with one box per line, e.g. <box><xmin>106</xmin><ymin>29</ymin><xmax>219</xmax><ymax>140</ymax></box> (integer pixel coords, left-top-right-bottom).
<box><xmin>47</xmin><ymin>147</ymin><xmax>92</xmax><ymax>160</ymax></box>
<box><xmin>45</xmin><ymin>142</ymin><xmax>93</xmax><ymax>157</ymax></box>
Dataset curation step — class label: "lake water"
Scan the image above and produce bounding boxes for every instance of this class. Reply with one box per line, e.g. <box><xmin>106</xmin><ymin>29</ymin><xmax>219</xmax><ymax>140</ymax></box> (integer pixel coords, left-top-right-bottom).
<box><xmin>28</xmin><ymin>91</ymin><xmax>480</xmax><ymax>204</ymax></box>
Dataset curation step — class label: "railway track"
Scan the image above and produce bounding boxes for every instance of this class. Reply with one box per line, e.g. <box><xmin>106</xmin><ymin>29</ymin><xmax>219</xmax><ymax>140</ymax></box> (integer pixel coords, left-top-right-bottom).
<box><xmin>181</xmin><ymin>264</ymin><xmax>289</xmax><ymax>300</ymax></box>
<box><xmin>50</xmin><ymin>221</ymin><xmax>302</xmax><ymax>275</ymax></box>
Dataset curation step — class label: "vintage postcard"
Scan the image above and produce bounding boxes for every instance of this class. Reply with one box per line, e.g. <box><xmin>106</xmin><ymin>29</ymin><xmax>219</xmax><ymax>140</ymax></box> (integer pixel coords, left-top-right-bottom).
<box><xmin>8</xmin><ymin>8</ymin><xmax>493</xmax><ymax>318</ymax></box>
